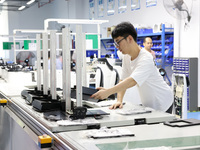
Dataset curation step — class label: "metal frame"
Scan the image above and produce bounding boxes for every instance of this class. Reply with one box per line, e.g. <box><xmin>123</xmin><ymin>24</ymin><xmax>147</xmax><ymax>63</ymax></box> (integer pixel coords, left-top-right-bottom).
<box><xmin>13</xmin><ymin>29</ymin><xmax>46</xmax><ymax>64</ymax></box>
<box><xmin>75</xmin><ymin>25</ymin><xmax>83</xmax><ymax>107</ymax></box>
<box><xmin>50</xmin><ymin>30</ymin><xmax>57</xmax><ymax>99</ymax></box>
<box><xmin>36</xmin><ymin>34</ymin><xmax>42</xmax><ymax>91</ymax></box>
<box><xmin>44</xmin><ymin>18</ymin><xmax>109</xmax><ymax>58</ymax></box>
<box><xmin>42</xmin><ymin>32</ymin><xmax>49</xmax><ymax>95</ymax></box>
<box><xmin>0</xmin><ymin>93</ymin><xmax>72</xmax><ymax>150</ymax></box>
<box><xmin>62</xmin><ymin>28</ymin><xmax>71</xmax><ymax>111</ymax></box>
<box><xmin>43</xmin><ymin>19</ymin><xmax>108</xmax><ymax>111</ymax></box>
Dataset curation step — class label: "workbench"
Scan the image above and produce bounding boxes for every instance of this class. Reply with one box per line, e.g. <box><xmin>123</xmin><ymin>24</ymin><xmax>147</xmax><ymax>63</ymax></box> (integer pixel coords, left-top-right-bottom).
<box><xmin>10</xmin><ymin>96</ymin><xmax>176</xmax><ymax>132</ymax></box>
<box><xmin>0</xmin><ymin>77</ymin><xmax>197</xmax><ymax>150</ymax></box>
<box><xmin>56</xmin><ymin>122</ymin><xmax>200</xmax><ymax>150</ymax></box>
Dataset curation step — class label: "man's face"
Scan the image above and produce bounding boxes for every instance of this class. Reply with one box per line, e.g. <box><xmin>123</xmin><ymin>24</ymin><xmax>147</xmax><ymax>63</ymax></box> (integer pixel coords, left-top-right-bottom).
<box><xmin>143</xmin><ymin>38</ymin><xmax>153</xmax><ymax>51</ymax></box>
<box><xmin>114</xmin><ymin>36</ymin><xmax>128</xmax><ymax>54</ymax></box>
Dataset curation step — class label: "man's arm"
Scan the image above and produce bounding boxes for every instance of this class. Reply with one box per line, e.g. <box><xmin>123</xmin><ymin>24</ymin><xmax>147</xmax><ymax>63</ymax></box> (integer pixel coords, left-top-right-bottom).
<box><xmin>110</xmin><ymin>87</ymin><xmax>126</xmax><ymax>109</ymax></box>
<box><xmin>117</xmin><ymin>80</ymin><xmax>126</xmax><ymax>102</ymax></box>
<box><xmin>91</xmin><ymin>77</ymin><xmax>137</xmax><ymax>108</ymax></box>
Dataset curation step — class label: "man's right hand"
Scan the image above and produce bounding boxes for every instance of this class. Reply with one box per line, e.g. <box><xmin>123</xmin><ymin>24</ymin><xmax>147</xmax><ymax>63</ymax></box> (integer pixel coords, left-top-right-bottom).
<box><xmin>109</xmin><ymin>101</ymin><xmax>123</xmax><ymax>109</ymax></box>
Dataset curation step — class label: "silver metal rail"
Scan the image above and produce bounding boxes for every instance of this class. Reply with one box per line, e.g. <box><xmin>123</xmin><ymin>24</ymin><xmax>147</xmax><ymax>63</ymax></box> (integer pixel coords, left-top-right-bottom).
<box><xmin>1</xmin><ymin>93</ymin><xmax>74</xmax><ymax>150</ymax></box>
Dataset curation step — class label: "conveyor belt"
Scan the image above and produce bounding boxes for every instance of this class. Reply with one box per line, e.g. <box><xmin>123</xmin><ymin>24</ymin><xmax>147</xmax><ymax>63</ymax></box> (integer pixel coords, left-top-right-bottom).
<box><xmin>0</xmin><ymin>91</ymin><xmax>8</xmax><ymax>99</ymax></box>
<box><xmin>0</xmin><ymin>94</ymin><xmax>73</xmax><ymax>150</ymax></box>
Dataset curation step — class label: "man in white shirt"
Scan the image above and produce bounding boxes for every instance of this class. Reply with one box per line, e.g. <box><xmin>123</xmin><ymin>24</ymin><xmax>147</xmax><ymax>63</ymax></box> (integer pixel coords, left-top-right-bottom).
<box><xmin>143</xmin><ymin>37</ymin><xmax>156</xmax><ymax>60</ymax></box>
<box><xmin>48</xmin><ymin>52</ymin><xmax>62</xmax><ymax>70</ymax></box>
<box><xmin>91</xmin><ymin>22</ymin><xmax>173</xmax><ymax>113</ymax></box>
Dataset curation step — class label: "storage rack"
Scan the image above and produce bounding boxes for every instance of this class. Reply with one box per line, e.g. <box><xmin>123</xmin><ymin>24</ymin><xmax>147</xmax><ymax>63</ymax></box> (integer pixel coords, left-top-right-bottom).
<box><xmin>100</xmin><ymin>37</ymin><xmax>118</xmax><ymax>58</ymax></box>
<box><xmin>100</xmin><ymin>24</ymin><xmax>174</xmax><ymax>69</ymax></box>
<box><xmin>137</xmin><ymin>24</ymin><xmax>174</xmax><ymax>69</ymax></box>
<box><xmin>173</xmin><ymin>57</ymin><xmax>198</xmax><ymax>111</ymax></box>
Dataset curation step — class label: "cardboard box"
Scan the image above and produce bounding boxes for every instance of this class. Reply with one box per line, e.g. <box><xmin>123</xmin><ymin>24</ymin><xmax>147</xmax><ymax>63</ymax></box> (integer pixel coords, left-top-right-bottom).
<box><xmin>107</xmin><ymin>27</ymin><xmax>111</xmax><ymax>37</ymax></box>
<box><xmin>107</xmin><ymin>26</ymin><xmax>116</xmax><ymax>37</ymax></box>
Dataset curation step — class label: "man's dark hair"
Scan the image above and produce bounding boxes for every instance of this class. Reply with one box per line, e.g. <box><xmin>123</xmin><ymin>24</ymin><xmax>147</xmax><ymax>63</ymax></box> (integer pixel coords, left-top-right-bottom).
<box><xmin>143</xmin><ymin>37</ymin><xmax>152</xmax><ymax>43</ymax></box>
<box><xmin>111</xmin><ymin>22</ymin><xmax>137</xmax><ymax>42</ymax></box>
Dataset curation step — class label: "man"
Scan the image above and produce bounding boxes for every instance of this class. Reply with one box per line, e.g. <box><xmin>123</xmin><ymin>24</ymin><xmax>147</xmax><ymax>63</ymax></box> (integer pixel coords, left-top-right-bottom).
<box><xmin>16</xmin><ymin>51</ymin><xmax>36</xmax><ymax>66</ymax></box>
<box><xmin>143</xmin><ymin>37</ymin><xmax>156</xmax><ymax>60</ymax></box>
<box><xmin>91</xmin><ymin>22</ymin><xmax>173</xmax><ymax>113</ymax></box>
<box><xmin>48</xmin><ymin>51</ymin><xmax>63</xmax><ymax>70</ymax></box>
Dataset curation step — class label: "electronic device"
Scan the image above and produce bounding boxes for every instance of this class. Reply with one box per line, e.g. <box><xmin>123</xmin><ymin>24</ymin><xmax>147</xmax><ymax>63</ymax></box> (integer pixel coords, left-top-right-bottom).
<box><xmin>172</xmin><ymin>74</ymin><xmax>187</xmax><ymax>119</ymax></box>
<box><xmin>0</xmin><ymin>58</ymin><xmax>4</xmax><ymax>66</ymax></box>
<box><xmin>32</xmin><ymin>99</ymin><xmax>62</xmax><ymax>112</ymax></box>
<box><xmin>21</xmin><ymin>89</ymin><xmax>45</xmax><ymax>105</ymax></box>
<box><xmin>71</xmin><ymin>86</ymin><xmax>115</xmax><ymax>103</ymax></box>
<box><xmin>86</xmin><ymin>109</ymin><xmax>110</xmax><ymax>117</ymax></box>
<box><xmin>24</xmin><ymin>58</ymin><xmax>29</xmax><ymax>66</ymax></box>
<box><xmin>43</xmin><ymin>107</ymin><xmax>110</xmax><ymax>121</ymax></box>
<box><xmin>43</xmin><ymin>110</ymin><xmax>68</xmax><ymax>121</ymax></box>
<box><xmin>72</xmin><ymin>106</ymin><xmax>87</xmax><ymax>120</ymax></box>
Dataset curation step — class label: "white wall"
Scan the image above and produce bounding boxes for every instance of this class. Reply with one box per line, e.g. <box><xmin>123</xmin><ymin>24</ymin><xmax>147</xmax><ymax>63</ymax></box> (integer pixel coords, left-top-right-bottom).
<box><xmin>88</xmin><ymin>0</ymin><xmax>174</xmax><ymax>38</ymax></box>
<box><xmin>8</xmin><ymin>0</ymin><xmax>68</xmax><ymax>34</ymax></box>
<box><xmin>174</xmin><ymin>0</ymin><xmax>199</xmax><ymax>57</ymax></box>
<box><xmin>0</xmin><ymin>11</ymin><xmax>8</xmax><ymax>34</ymax></box>
<box><xmin>7</xmin><ymin>0</ymin><xmax>96</xmax><ymax>35</ymax></box>
<box><xmin>0</xmin><ymin>11</ymin><xmax>9</xmax><ymax>59</ymax></box>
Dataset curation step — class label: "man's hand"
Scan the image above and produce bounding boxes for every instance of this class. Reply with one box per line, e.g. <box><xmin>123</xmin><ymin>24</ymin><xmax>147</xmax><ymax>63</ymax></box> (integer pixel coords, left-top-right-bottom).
<box><xmin>109</xmin><ymin>101</ymin><xmax>123</xmax><ymax>109</ymax></box>
<box><xmin>91</xmin><ymin>87</ymin><xmax>110</xmax><ymax>100</ymax></box>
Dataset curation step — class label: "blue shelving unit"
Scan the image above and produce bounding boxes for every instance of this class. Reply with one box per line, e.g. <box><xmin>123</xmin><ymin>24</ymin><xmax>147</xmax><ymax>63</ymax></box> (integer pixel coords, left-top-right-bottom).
<box><xmin>100</xmin><ymin>38</ymin><xmax>118</xmax><ymax>58</ymax></box>
<box><xmin>137</xmin><ymin>24</ymin><xmax>174</xmax><ymax>69</ymax></box>
<box><xmin>100</xmin><ymin>24</ymin><xmax>174</xmax><ymax>65</ymax></box>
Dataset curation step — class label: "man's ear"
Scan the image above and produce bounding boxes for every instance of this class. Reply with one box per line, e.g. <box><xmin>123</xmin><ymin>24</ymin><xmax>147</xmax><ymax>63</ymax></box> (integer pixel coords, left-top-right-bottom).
<box><xmin>127</xmin><ymin>35</ymin><xmax>133</xmax><ymax>43</ymax></box>
<box><xmin>129</xmin><ymin>35</ymin><xmax>137</xmax><ymax>44</ymax></box>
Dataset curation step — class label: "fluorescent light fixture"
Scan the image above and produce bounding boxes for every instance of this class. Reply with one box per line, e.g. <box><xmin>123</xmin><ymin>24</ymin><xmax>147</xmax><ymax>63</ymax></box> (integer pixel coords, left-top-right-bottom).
<box><xmin>27</xmin><ymin>0</ymin><xmax>35</xmax><ymax>5</ymax></box>
<box><xmin>119</xmin><ymin>6</ymin><xmax>127</xmax><ymax>9</ymax></box>
<box><xmin>107</xmin><ymin>10</ymin><xmax>115</xmax><ymax>13</ymax></box>
<box><xmin>18</xmin><ymin>6</ymin><xmax>26</xmax><ymax>11</ymax></box>
<box><xmin>0</xmin><ymin>0</ymin><xmax>5</xmax><ymax>3</ymax></box>
<box><xmin>131</xmin><ymin>5</ymin><xmax>136</xmax><ymax>7</ymax></box>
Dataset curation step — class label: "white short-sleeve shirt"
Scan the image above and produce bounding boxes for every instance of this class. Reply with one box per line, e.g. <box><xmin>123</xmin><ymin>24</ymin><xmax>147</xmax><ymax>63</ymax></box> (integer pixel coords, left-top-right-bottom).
<box><xmin>121</xmin><ymin>48</ymin><xmax>173</xmax><ymax>111</ymax></box>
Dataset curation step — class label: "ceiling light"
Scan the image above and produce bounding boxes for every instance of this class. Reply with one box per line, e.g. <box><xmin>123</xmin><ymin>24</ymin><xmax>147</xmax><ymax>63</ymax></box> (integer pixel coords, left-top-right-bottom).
<box><xmin>0</xmin><ymin>0</ymin><xmax>5</xmax><ymax>4</ymax></box>
<box><xmin>107</xmin><ymin>10</ymin><xmax>115</xmax><ymax>13</ymax></box>
<box><xmin>119</xmin><ymin>6</ymin><xmax>127</xmax><ymax>9</ymax></box>
<box><xmin>27</xmin><ymin>0</ymin><xmax>35</xmax><ymax>5</ymax></box>
<box><xmin>18</xmin><ymin>6</ymin><xmax>26</xmax><ymax>11</ymax></box>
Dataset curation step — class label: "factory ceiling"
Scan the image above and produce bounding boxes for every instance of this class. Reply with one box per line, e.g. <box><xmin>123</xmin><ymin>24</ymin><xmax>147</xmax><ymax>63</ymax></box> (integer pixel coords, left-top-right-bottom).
<box><xmin>0</xmin><ymin>0</ymin><xmax>54</xmax><ymax>11</ymax></box>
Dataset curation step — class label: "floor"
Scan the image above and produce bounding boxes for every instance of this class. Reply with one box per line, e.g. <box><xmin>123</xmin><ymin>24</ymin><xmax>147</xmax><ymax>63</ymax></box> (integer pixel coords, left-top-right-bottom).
<box><xmin>187</xmin><ymin>112</ymin><xmax>200</xmax><ymax>120</ymax></box>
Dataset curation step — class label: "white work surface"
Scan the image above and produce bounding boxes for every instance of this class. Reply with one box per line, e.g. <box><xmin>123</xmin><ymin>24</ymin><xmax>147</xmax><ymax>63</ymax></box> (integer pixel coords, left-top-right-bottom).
<box><xmin>0</xmin><ymin>80</ymin><xmax>30</xmax><ymax>97</ymax></box>
<box><xmin>57</xmin><ymin>123</ymin><xmax>200</xmax><ymax>150</ymax></box>
<box><xmin>84</xmin><ymin>100</ymin><xmax>176</xmax><ymax>127</ymax></box>
<box><xmin>0</xmin><ymin>69</ymin><xmax>36</xmax><ymax>97</ymax></box>
<box><xmin>1</xmin><ymin>69</ymin><xmax>34</xmax><ymax>85</ymax></box>
<box><xmin>11</xmin><ymin>97</ymin><xmax>88</xmax><ymax>132</ymax></box>
<box><xmin>10</xmin><ymin>96</ymin><xmax>176</xmax><ymax>133</ymax></box>
<box><xmin>0</xmin><ymin>70</ymin><xmax>76</xmax><ymax>97</ymax></box>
